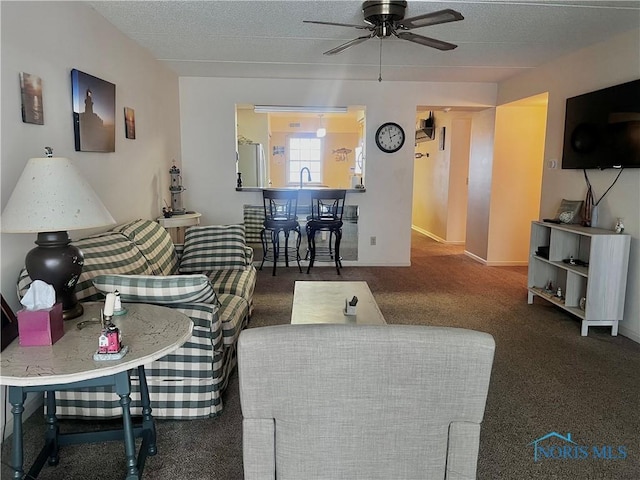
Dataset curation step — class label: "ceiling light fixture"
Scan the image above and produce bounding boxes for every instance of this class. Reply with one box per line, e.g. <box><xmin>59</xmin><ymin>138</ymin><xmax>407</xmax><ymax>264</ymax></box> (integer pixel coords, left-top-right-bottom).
<box><xmin>254</xmin><ymin>105</ymin><xmax>348</xmax><ymax>114</ymax></box>
<box><xmin>316</xmin><ymin>114</ymin><xmax>326</xmax><ymax>138</ymax></box>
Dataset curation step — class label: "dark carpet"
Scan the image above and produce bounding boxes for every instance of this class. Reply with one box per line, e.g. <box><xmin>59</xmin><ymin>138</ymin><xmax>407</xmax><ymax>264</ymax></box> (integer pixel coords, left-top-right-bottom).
<box><xmin>3</xmin><ymin>231</ymin><xmax>639</xmax><ymax>479</ymax></box>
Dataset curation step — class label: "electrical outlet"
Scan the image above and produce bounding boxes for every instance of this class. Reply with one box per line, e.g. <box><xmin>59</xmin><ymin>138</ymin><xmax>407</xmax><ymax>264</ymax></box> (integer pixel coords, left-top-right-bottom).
<box><xmin>370</xmin><ymin>236</ymin><xmax>376</xmax><ymax>246</ymax></box>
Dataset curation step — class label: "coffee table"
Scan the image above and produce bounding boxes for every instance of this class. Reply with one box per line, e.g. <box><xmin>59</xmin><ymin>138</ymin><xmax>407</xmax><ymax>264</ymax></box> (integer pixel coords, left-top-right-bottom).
<box><xmin>0</xmin><ymin>302</ymin><xmax>192</xmax><ymax>480</ymax></box>
<box><xmin>291</xmin><ymin>281</ymin><xmax>386</xmax><ymax>325</ymax></box>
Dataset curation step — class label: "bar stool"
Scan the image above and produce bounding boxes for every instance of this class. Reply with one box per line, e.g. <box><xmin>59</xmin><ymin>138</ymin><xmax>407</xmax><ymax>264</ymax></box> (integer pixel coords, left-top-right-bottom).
<box><xmin>259</xmin><ymin>189</ymin><xmax>302</xmax><ymax>276</ymax></box>
<box><xmin>305</xmin><ymin>189</ymin><xmax>346</xmax><ymax>275</ymax></box>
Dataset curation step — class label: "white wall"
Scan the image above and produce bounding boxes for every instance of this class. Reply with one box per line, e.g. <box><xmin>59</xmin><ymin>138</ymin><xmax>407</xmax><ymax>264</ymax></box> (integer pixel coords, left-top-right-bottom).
<box><xmin>447</xmin><ymin>117</ymin><xmax>471</xmax><ymax>243</ymax></box>
<box><xmin>487</xmin><ymin>100</ymin><xmax>546</xmax><ymax>266</ymax></box>
<box><xmin>0</xmin><ymin>1</ymin><xmax>182</xmax><ymax>435</ymax></box>
<box><xmin>465</xmin><ymin>108</ymin><xmax>497</xmax><ymax>262</ymax></box>
<box><xmin>412</xmin><ymin>111</ymin><xmax>450</xmax><ymax>241</ymax></box>
<box><xmin>1</xmin><ymin>1</ymin><xmax>181</xmax><ymax>312</ymax></box>
<box><xmin>498</xmin><ymin>29</ymin><xmax>640</xmax><ymax>341</ymax></box>
<box><xmin>179</xmin><ymin>77</ymin><xmax>497</xmax><ymax>266</ymax></box>
<box><xmin>411</xmin><ymin>111</ymin><xmax>471</xmax><ymax>244</ymax></box>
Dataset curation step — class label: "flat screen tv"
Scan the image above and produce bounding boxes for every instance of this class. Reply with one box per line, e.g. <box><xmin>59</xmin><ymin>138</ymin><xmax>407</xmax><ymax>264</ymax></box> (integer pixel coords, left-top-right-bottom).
<box><xmin>562</xmin><ymin>79</ymin><xmax>640</xmax><ymax>169</ymax></box>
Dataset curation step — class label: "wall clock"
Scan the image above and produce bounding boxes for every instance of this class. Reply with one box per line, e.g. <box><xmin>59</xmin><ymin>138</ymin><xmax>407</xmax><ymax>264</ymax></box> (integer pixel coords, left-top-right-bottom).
<box><xmin>375</xmin><ymin>122</ymin><xmax>405</xmax><ymax>153</ymax></box>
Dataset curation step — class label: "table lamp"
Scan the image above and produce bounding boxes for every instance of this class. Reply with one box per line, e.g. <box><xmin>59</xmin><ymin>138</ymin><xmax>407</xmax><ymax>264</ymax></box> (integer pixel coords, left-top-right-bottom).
<box><xmin>1</xmin><ymin>148</ymin><xmax>115</xmax><ymax>319</ymax></box>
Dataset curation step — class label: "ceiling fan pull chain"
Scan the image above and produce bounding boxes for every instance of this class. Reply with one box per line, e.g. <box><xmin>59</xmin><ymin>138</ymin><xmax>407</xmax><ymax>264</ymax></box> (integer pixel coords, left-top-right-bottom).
<box><xmin>378</xmin><ymin>37</ymin><xmax>383</xmax><ymax>82</ymax></box>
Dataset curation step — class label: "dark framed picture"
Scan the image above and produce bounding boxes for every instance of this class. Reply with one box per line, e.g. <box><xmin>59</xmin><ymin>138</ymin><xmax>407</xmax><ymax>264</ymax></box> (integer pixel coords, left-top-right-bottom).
<box><xmin>20</xmin><ymin>72</ymin><xmax>44</xmax><ymax>125</ymax></box>
<box><xmin>2</xmin><ymin>295</ymin><xmax>19</xmax><ymax>351</ymax></box>
<box><xmin>124</xmin><ymin>107</ymin><xmax>136</xmax><ymax>139</ymax></box>
<box><xmin>71</xmin><ymin>69</ymin><xmax>116</xmax><ymax>152</ymax></box>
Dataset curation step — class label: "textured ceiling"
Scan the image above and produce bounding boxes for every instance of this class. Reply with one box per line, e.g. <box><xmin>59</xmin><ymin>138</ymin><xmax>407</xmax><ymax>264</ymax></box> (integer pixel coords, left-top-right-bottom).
<box><xmin>89</xmin><ymin>0</ymin><xmax>640</xmax><ymax>83</ymax></box>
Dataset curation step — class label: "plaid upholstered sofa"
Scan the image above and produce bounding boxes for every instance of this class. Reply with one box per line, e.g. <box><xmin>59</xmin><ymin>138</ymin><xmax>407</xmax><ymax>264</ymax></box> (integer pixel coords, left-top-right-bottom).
<box><xmin>17</xmin><ymin>219</ymin><xmax>256</xmax><ymax>419</ymax></box>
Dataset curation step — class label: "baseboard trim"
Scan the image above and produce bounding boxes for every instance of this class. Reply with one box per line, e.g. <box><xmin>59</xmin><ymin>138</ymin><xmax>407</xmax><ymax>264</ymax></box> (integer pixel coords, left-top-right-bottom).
<box><xmin>618</xmin><ymin>326</ymin><xmax>640</xmax><ymax>344</ymax></box>
<box><xmin>3</xmin><ymin>392</ymin><xmax>43</xmax><ymax>440</ymax></box>
<box><xmin>255</xmin><ymin>261</ymin><xmax>411</xmax><ymax>268</ymax></box>
<box><xmin>411</xmin><ymin>226</ymin><xmax>465</xmax><ymax>245</ymax></box>
<box><xmin>341</xmin><ymin>261</ymin><xmax>411</xmax><ymax>267</ymax></box>
<box><xmin>485</xmin><ymin>260</ymin><xmax>529</xmax><ymax>267</ymax></box>
<box><xmin>463</xmin><ymin>251</ymin><xmax>528</xmax><ymax>267</ymax></box>
<box><xmin>464</xmin><ymin>250</ymin><xmax>487</xmax><ymax>265</ymax></box>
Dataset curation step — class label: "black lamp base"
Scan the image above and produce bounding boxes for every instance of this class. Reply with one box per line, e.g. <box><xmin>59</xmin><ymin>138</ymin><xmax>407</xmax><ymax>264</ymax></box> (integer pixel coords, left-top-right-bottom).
<box><xmin>63</xmin><ymin>302</ymin><xmax>84</xmax><ymax>321</ymax></box>
<box><xmin>25</xmin><ymin>231</ymin><xmax>85</xmax><ymax>320</ymax></box>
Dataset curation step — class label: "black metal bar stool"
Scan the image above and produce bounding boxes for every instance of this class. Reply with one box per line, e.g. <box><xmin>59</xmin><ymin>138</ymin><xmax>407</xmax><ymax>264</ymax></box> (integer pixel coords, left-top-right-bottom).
<box><xmin>305</xmin><ymin>189</ymin><xmax>346</xmax><ymax>275</ymax></box>
<box><xmin>259</xmin><ymin>189</ymin><xmax>302</xmax><ymax>276</ymax></box>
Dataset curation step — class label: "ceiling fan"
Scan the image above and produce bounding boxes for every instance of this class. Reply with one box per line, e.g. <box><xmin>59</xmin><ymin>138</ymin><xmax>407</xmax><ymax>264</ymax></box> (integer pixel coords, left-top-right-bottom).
<box><xmin>304</xmin><ymin>0</ymin><xmax>464</xmax><ymax>56</ymax></box>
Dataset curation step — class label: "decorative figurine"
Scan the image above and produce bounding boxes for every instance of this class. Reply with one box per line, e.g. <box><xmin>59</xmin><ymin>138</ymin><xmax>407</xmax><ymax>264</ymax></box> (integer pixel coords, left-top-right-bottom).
<box><xmin>94</xmin><ymin>292</ymin><xmax>128</xmax><ymax>360</ymax></box>
<box><xmin>237</xmin><ymin>172</ymin><xmax>243</xmax><ymax>188</ymax></box>
<box><xmin>615</xmin><ymin>218</ymin><xmax>625</xmax><ymax>234</ymax></box>
<box><xmin>169</xmin><ymin>165</ymin><xmax>186</xmax><ymax>215</ymax></box>
<box><xmin>112</xmin><ymin>289</ymin><xmax>127</xmax><ymax>316</ymax></box>
<box><xmin>98</xmin><ymin>323</ymin><xmax>122</xmax><ymax>354</ymax></box>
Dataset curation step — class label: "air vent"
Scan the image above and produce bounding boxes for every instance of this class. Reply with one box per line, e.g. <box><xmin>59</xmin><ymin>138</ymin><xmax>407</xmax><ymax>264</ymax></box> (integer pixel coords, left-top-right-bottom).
<box><xmin>289</xmin><ymin>122</ymin><xmax>301</xmax><ymax>128</ymax></box>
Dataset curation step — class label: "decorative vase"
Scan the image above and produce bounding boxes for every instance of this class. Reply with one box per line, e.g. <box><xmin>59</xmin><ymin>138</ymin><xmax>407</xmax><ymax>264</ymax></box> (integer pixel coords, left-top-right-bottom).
<box><xmin>579</xmin><ymin>297</ymin><xmax>586</xmax><ymax>310</ymax></box>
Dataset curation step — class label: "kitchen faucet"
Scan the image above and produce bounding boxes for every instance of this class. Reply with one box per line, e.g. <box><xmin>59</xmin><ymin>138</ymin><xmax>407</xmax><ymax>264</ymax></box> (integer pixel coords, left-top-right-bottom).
<box><xmin>299</xmin><ymin>167</ymin><xmax>312</xmax><ymax>188</ymax></box>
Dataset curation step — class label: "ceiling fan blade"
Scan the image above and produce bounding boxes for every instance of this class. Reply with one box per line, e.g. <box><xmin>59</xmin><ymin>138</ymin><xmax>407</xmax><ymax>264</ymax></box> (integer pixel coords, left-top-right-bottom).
<box><xmin>303</xmin><ymin>20</ymin><xmax>370</xmax><ymax>30</ymax></box>
<box><xmin>323</xmin><ymin>35</ymin><xmax>373</xmax><ymax>55</ymax></box>
<box><xmin>397</xmin><ymin>9</ymin><xmax>464</xmax><ymax>30</ymax></box>
<box><xmin>395</xmin><ymin>32</ymin><xmax>458</xmax><ymax>51</ymax></box>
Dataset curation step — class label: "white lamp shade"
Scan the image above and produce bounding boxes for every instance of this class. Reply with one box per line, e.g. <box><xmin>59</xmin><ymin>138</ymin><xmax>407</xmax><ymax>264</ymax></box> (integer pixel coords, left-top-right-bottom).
<box><xmin>1</xmin><ymin>157</ymin><xmax>115</xmax><ymax>233</ymax></box>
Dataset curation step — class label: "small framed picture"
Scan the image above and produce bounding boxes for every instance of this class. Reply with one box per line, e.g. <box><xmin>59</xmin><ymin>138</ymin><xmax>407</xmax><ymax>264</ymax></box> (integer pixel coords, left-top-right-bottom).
<box><xmin>124</xmin><ymin>107</ymin><xmax>136</xmax><ymax>139</ymax></box>
<box><xmin>20</xmin><ymin>72</ymin><xmax>44</xmax><ymax>125</ymax></box>
<box><xmin>439</xmin><ymin>126</ymin><xmax>446</xmax><ymax>151</ymax></box>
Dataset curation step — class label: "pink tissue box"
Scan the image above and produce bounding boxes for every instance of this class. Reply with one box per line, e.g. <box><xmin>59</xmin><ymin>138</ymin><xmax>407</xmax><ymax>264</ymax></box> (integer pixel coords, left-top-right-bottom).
<box><xmin>17</xmin><ymin>303</ymin><xmax>64</xmax><ymax>346</ymax></box>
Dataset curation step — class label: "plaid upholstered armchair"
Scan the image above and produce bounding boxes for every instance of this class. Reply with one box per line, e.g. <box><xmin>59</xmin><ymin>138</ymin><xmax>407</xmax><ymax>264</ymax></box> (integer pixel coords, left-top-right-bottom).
<box><xmin>239</xmin><ymin>325</ymin><xmax>495</xmax><ymax>480</ymax></box>
<box><xmin>17</xmin><ymin>219</ymin><xmax>256</xmax><ymax>419</ymax></box>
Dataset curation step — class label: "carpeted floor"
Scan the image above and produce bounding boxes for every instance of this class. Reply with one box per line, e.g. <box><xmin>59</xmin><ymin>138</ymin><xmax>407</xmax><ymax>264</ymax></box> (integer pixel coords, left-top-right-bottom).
<box><xmin>3</xmin><ymin>231</ymin><xmax>639</xmax><ymax>479</ymax></box>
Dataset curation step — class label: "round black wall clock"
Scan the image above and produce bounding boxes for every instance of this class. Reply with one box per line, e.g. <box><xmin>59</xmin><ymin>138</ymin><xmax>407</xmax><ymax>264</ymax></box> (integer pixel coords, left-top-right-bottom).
<box><xmin>375</xmin><ymin>122</ymin><xmax>405</xmax><ymax>153</ymax></box>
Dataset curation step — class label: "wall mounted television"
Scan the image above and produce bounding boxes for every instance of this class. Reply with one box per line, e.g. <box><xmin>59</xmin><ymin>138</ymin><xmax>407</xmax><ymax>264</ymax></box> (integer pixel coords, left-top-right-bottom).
<box><xmin>562</xmin><ymin>79</ymin><xmax>640</xmax><ymax>169</ymax></box>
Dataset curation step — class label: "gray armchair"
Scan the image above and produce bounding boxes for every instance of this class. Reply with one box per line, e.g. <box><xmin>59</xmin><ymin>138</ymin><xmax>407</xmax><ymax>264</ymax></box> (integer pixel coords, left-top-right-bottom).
<box><xmin>238</xmin><ymin>324</ymin><xmax>496</xmax><ymax>480</ymax></box>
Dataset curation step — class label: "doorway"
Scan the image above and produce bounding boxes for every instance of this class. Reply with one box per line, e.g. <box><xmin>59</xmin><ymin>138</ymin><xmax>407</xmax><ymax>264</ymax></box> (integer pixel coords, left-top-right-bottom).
<box><xmin>411</xmin><ymin>108</ymin><xmax>472</xmax><ymax>245</ymax></box>
<box><xmin>412</xmin><ymin>94</ymin><xmax>548</xmax><ymax>266</ymax></box>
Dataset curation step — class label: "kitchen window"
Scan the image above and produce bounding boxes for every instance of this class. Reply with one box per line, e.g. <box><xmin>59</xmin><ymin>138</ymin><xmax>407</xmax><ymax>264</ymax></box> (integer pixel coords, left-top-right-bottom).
<box><xmin>288</xmin><ymin>135</ymin><xmax>322</xmax><ymax>184</ymax></box>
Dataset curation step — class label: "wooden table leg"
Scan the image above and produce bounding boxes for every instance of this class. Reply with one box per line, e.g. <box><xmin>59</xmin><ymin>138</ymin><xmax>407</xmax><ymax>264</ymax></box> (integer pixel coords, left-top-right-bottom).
<box><xmin>137</xmin><ymin>366</ymin><xmax>157</xmax><ymax>456</ymax></box>
<box><xmin>115</xmin><ymin>372</ymin><xmax>140</xmax><ymax>480</ymax></box>
<box><xmin>44</xmin><ymin>391</ymin><xmax>60</xmax><ymax>466</ymax></box>
<box><xmin>8</xmin><ymin>387</ymin><xmax>25</xmax><ymax>480</ymax></box>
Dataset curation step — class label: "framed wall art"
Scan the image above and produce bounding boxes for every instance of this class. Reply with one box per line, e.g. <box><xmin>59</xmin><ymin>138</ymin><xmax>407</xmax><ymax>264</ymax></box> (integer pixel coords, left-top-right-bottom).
<box><xmin>20</xmin><ymin>72</ymin><xmax>44</xmax><ymax>125</ymax></box>
<box><xmin>124</xmin><ymin>107</ymin><xmax>136</xmax><ymax>139</ymax></box>
<box><xmin>71</xmin><ymin>69</ymin><xmax>116</xmax><ymax>152</ymax></box>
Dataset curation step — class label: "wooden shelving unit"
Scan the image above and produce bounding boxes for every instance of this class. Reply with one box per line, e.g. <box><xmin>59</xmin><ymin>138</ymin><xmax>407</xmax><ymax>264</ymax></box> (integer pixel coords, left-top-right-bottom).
<box><xmin>527</xmin><ymin>221</ymin><xmax>630</xmax><ymax>336</ymax></box>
